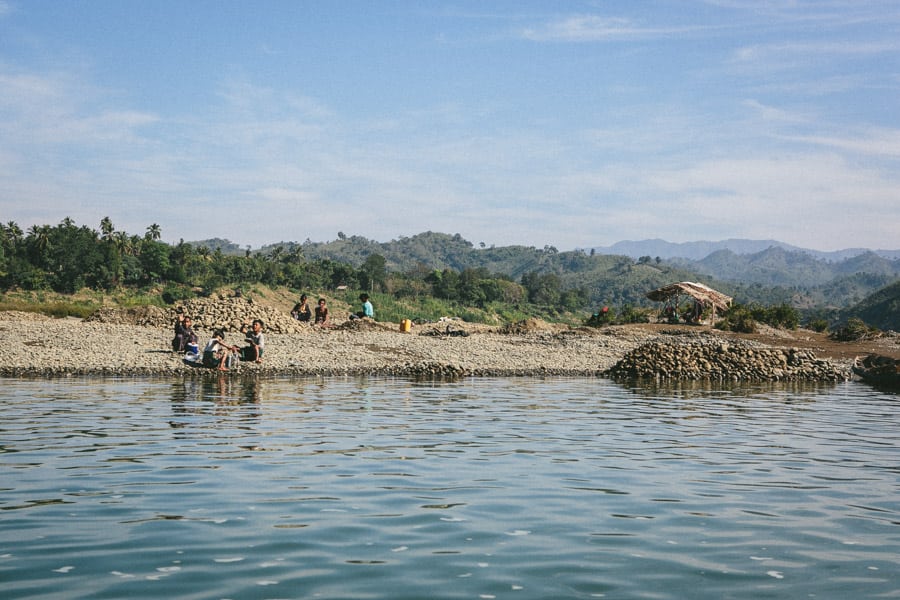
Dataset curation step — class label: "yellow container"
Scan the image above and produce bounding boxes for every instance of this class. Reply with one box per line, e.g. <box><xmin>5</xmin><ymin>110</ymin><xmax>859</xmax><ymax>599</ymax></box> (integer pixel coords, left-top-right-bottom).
<box><xmin>400</xmin><ymin>319</ymin><xmax>412</xmax><ymax>332</ymax></box>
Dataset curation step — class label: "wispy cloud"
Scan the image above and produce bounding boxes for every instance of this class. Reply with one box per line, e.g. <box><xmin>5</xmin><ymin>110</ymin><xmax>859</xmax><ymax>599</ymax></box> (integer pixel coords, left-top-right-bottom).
<box><xmin>520</xmin><ymin>15</ymin><xmax>695</xmax><ymax>42</ymax></box>
<box><xmin>0</xmin><ymin>67</ymin><xmax>159</xmax><ymax>145</ymax></box>
<box><xmin>742</xmin><ymin>99</ymin><xmax>810</xmax><ymax>123</ymax></box>
<box><xmin>734</xmin><ymin>40</ymin><xmax>900</xmax><ymax>63</ymax></box>
<box><xmin>781</xmin><ymin>127</ymin><xmax>900</xmax><ymax>158</ymax></box>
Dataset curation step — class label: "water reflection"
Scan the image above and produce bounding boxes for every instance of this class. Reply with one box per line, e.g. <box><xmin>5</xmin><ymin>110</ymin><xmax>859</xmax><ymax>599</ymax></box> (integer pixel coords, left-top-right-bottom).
<box><xmin>616</xmin><ymin>376</ymin><xmax>841</xmax><ymax>400</ymax></box>
<box><xmin>168</xmin><ymin>376</ymin><xmax>263</xmax><ymax>431</ymax></box>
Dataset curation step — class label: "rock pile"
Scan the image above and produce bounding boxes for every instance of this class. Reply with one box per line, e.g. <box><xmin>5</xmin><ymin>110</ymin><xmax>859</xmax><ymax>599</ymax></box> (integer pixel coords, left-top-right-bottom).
<box><xmin>605</xmin><ymin>338</ymin><xmax>849</xmax><ymax>382</ymax></box>
<box><xmin>499</xmin><ymin>318</ymin><xmax>558</xmax><ymax>334</ymax></box>
<box><xmin>85</xmin><ymin>296</ymin><xmax>307</xmax><ymax>334</ymax></box>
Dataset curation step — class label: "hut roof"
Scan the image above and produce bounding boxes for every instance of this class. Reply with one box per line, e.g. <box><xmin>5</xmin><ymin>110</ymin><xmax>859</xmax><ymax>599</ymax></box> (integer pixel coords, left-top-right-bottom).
<box><xmin>646</xmin><ymin>281</ymin><xmax>732</xmax><ymax>311</ymax></box>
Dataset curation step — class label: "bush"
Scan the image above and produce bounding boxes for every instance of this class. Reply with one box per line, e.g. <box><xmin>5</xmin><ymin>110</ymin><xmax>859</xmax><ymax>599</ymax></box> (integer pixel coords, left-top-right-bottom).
<box><xmin>752</xmin><ymin>303</ymin><xmax>799</xmax><ymax>329</ymax></box>
<box><xmin>618</xmin><ymin>304</ymin><xmax>651</xmax><ymax>324</ymax></box>
<box><xmin>830</xmin><ymin>317</ymin><xmax>880</xmax><ymax>342</ymax></box>
<box><xmin>161</xmin><ymin>283</ymin><xmax>196</xmax><ymax>305</ymax></box>
<box><xmin>716</xmin><ymin>304</ymin><xmax>757</xmax><ymax>333</ymax></box>
<box><xmin>807</xmin><ymin>318</ymin><xmax>829</xmax><ymax>333</ymax></box>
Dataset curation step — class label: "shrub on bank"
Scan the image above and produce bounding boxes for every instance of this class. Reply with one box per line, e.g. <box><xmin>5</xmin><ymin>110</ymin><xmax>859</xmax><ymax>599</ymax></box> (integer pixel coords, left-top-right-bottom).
<box><xmin>829</xmin><ymin>317</ymin><xmax>880</xmax><ymax>341</ymax></box>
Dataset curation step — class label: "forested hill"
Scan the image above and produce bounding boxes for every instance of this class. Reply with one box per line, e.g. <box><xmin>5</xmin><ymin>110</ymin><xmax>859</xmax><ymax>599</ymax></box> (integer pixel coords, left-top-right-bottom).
<box><xmin>843</xmin><ymin>280</ymin><xmax>900</xmax><ymax>331</ymax></box>
<box><xmin>670</xmin><ymin>247</ymin><xmax>900</xmax><ymax>288</ymax></box>
<box><xmin>240</xmin><ymin>231</ymin><xmax>899</xmax><ymax>309</ymax></box>
<box><xmin>4</xmin><ymin>220</ymin><xmax>897</xmax><ymax>320</ymax></box>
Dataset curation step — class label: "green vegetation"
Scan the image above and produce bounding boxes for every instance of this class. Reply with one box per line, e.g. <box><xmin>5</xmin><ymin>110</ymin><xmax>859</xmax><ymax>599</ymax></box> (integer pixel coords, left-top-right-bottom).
<box><xmin>2</xmin><ymin>218</ymin><xmax>897</xmax><ymax>330</ymax></box>
<box><xmin>716</xmin><ymin>302</ymin><xmax>800</xmax><ymax>334</ymax></box>
<box><xmin>829</xmin><ymin>317</ymin><xmax>881</xmax><ymax>342</ymax></box>
<box><xmin>807</xmin><ymin>318</ymin><xmax>830</xmax><ymax>333</ymax></box>
<box><xmin>839</xmin><ymin>279</ymin><xmax>900</xmax><ymax>332</ymax></box>
<box><xmin>0</xmin><ymin>296</ymin><xmax>96</xmax><ymax>319</ymax></box>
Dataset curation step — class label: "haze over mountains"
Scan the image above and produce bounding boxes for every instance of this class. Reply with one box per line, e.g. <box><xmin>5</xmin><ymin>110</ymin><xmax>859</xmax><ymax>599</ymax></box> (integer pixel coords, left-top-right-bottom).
<box><xmin>588</xmin><ymin>239</ymin><xmax>900</xmax><ymax>262</ymax></box>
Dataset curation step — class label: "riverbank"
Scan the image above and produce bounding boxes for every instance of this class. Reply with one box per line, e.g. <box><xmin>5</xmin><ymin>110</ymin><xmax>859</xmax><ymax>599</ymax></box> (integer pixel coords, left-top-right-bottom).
<box><xmin>0</xmin><ymin>311</ymin><xmax>652</xmax><ymax>377</ymax></box>
<box><xmin>3</xmin><ymin>310</ymin><xmax>894</xmax><ymax>381</ymax></box>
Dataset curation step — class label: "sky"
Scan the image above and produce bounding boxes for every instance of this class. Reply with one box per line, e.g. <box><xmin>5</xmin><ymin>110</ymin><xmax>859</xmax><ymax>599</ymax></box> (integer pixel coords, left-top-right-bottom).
<box><xmin>1</xmin><ymin>1</ymin><xmax>898</xmax><ymax>252</ymax></box>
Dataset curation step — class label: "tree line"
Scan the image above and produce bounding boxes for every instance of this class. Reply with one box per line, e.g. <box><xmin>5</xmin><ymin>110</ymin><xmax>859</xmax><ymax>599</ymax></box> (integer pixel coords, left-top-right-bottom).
<box><xmin>0</xmin><ymin>218</ymin><xmax>589</xmax><ymax>313</ymax></box>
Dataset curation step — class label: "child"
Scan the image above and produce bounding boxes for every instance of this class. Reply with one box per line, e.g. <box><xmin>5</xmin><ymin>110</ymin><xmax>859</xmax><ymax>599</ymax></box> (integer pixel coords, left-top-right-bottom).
<box><xmin>240</xmin><ymin>319</ymin><xmax>265</xmax><ymax>363</ymax></box>
<box><xmin>202</xmin><ymin>329</ymin><xmax>238</xmax><ymax>371</ymax></box>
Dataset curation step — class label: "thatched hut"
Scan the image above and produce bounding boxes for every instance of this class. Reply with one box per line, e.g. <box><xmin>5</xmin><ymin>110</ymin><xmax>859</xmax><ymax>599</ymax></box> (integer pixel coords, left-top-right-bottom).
<box><xmin>646</xmin><ymin>281</ymin><xmax>732</xmax><ymax>324</ymax></box>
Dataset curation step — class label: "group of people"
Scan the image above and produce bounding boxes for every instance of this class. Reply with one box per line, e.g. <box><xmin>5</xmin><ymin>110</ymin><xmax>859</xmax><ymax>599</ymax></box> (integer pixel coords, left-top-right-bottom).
<box><xmin>170</xmin><ymin>293</ymin><xmax>377</xmax><ymax>371</ymax></box>
<box><xmin>291</xmin><ymin>293</ymin><xmax>374</xmax><ymax>325</ymax></box>
<box><xmin>172</xmin><ymin>308</ymin><xmax>265</xmax><ymax>371</ymax></box>
<box><xmin>291</xmin><ymin>294</ymin><xmax>332</xmax><ymax>326</ymax></box>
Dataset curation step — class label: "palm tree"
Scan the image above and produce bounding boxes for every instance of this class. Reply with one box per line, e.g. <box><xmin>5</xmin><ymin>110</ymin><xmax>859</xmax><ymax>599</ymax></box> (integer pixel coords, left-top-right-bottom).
<box><xmin>113</xmin><ymin>231</ymin><xmax>133</xmax><ymax>256</ymax></box>
<box><xmin>100</xmin><ymin>217</ymin><xmax>115</xmax><ymax>241</ymax></box>
<box><xmin>146</xmin><ymin>223</ymin><xmax>161</xmax><ymax>241</ymax></box>
<box><xmin>5</xmin><ymin>221</ymin><xmax>23</xmax><ymax>245</ymax></box>
<box><xmin>28</xmin><ymin>225</ymin><xmax>51</xmax><ymax>255</ymax></box>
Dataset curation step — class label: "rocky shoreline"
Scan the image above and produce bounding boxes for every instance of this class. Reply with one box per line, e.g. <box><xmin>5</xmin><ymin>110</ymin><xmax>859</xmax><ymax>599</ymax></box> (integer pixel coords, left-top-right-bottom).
<box><xmin>0</xmin><ymin>308</ymin><xmax>855</xmax><ymax>382</ymax></box>
<box><xmin>604</xmin><ymin>336</ymin><xmax>847</xmax><ymax>382</ymax></box>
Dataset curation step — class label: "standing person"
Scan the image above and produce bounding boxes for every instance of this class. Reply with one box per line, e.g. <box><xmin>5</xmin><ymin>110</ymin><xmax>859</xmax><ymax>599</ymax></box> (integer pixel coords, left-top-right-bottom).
<box><xmin>350</xmin><ymin>293</ymin><xmax>374</xmax><ymax>320</ymax></box>
<box><xmin>202</xmin><ymin>329</ymin><xmax>238</xmax><ymax>371</ymax></box>
<box><xmin>314</xmin><ymin>298</ymin><xmax>330</xmax><ymax>327</ymax></box>
<box><xmin>291</xmin><ymin>294</ymin><xmax>312</xmax><ymax>322</ymax></box>
<box><xmin>240</xmin><ymin>319</ymin><xmax>265</xmax><ymax>363</ymax></box>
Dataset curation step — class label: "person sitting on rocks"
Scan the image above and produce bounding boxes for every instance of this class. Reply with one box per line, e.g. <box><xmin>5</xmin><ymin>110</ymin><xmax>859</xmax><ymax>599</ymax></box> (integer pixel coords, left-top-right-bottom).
<box><xmin>240</xmin><ymin>319</ymin><xmax>265</xmax><ymax>363</ymax></box>
<box><xmin>202</xmin><ymin>329</ymin><xmax>238</xmax><ymax>371</ymax></box>
<box><xmin>350</xmin><ymin>293</ymin><xmax>374</xmax><ymax>320</ymax></box>
<box><xmin>172</xmin><ymin>308</ymin><xmax>198</xmax><ymax>352</ymax></box>
<box><xmin>173</xmin><ymin>315</ymin><xmax>199</xmax><ymax>353</ymax></box>
<box><xmin>291</xmin><ymin>294</ymin><xmax>312</xmax><ymax>322</ymax></box>
<box><xmin>314</xmin><ymin>297</ymin><xmax>330</xmax><ymax>327</ymax></box>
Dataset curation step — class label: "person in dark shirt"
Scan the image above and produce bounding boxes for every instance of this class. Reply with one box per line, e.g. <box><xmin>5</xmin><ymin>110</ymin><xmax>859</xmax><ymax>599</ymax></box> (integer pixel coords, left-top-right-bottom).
<box><xmin>314</xmin><ymin>298</ymin><xmax>330</xmax><ymax>327</ymax></box>
<box><xmin>172</xmin><ymin>310</ymin><xmax>198</xmax><ymax>352</ymax></box>
<box><xmin>291</xmin><ymin>294</ymin><xmax>312</xmax><ymax>322</ymax></box>
<box><xmin>240</xmin><ymin>319</ymin><xmax>266</xmax><ymax>363</ymax></box>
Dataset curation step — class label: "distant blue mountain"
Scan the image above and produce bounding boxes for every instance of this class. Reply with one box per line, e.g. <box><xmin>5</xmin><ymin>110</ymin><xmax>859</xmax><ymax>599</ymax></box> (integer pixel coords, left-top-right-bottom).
<box><xmin>589</xmin><ymin>238</ymin><xmax>900</xmax><ymax>262</ymax></box>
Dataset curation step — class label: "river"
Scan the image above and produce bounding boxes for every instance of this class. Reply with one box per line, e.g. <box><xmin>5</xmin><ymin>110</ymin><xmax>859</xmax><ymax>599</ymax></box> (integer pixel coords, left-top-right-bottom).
<box><xmin>1</xmin><ymin>376</ymin><xmax>897</xmax><ymax>599</ymax></box>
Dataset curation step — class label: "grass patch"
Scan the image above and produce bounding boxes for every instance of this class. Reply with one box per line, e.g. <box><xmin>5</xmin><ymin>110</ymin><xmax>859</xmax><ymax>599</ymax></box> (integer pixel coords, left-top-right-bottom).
<box><xmin>0</xmin><ymin>297</ymin><xmax>97</xmax><ymax>319</ymax></box>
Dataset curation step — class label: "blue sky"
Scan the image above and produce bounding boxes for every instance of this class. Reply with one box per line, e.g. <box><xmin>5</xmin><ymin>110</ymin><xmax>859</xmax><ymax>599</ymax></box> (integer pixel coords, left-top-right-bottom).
<box><xmin>1</xmin><ymin>1</ymin><xmax>898</xmax><ymax>251</ymax></box>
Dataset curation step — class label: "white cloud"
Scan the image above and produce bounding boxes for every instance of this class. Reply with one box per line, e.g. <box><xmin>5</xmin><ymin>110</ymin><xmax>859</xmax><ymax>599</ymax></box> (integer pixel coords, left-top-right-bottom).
<box><xmin>520</xmin><ymin>15</ymin><xmax>692</xmax><ymax>42</ymax></box>
<box><xmin>733</xmin><ymin>40</ymin><xmax>900</xmax><ymax>63</ymax></box>
<box><xmin>742</xmin><ymin>99</ymin><xmax>810</xmax><ymax>123</ymax></box>
<box><xmin>781</xmin><ymin>128</ymin><xmax>900</xmax><ymax>158</ymax></box>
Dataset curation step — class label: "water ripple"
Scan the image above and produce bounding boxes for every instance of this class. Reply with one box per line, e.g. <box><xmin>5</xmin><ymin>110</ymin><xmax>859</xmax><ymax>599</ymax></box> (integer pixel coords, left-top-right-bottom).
<box><xmin>1</xmin><ymin>377</ymin><xmax>898</xmax><ymax>599</ymax></box>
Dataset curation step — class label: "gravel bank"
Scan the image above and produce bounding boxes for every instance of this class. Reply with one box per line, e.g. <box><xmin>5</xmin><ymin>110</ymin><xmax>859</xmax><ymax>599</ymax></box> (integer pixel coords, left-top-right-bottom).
<box><xmin>0</xmin><ymin>312</ymin><xmax>853</xmax><ymax>381</ymax></box>
<box><xmin>0</xmin><ymin>313</ymin><xmax>657</xmax><ymax>378</ymax></box>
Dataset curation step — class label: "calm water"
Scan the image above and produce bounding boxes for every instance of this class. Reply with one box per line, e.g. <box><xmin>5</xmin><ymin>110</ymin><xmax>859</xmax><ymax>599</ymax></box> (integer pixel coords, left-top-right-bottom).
<box><xmin>1</xmin><ymin>376</ymin><xmax>898</xmax><ymax>600</ymax></box>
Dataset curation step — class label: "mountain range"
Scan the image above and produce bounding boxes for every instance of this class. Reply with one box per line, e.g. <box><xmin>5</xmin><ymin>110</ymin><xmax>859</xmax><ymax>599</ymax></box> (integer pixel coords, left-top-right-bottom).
<box><xmin>188</xmin><ymin>232</ymin><xmax>900</xmax><ymax>313</ymax></box>
<box><xmin>588</xmin><ymin>239</ymin><xmax>900</xmax><ymax>262</ymax></box>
